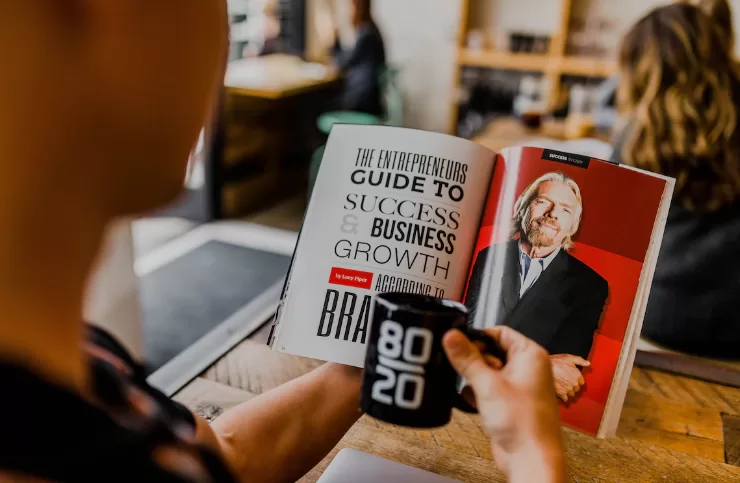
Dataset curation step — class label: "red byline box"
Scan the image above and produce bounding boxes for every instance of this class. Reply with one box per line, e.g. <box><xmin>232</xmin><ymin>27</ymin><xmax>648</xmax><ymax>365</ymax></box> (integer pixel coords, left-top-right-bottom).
<box><xmin>328</xmin><ymin>267</ymin><xmax>374</xmax><ymax>290</ymax></box>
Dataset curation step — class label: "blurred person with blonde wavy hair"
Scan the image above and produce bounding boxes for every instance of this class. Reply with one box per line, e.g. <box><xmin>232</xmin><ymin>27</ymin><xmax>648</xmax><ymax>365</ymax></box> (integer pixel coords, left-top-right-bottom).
<box><xmin>612</xmin><ymin>1</ymin><xmax>740</xmax><ymax>358</ymax></box>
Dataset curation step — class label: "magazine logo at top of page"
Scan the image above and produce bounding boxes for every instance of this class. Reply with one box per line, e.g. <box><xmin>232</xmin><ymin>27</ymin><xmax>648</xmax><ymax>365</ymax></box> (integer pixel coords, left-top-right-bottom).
<box><xmin>542</xmin><ymin>149</ymin><xmax>591</xmax><ymax>169</ymax></box>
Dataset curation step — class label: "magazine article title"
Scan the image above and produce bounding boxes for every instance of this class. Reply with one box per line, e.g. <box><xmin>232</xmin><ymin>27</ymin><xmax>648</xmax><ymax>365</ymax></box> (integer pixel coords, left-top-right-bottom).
<box><xmin>317</xmin><ymin>146</ymin><xmax>471</xmax><ymax>344</ymax></box>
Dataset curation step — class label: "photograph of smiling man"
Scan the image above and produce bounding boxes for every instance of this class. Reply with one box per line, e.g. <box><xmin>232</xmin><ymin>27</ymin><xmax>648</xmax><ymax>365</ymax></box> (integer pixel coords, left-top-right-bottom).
<box><xmin>465</xmin><ymin>172</ymin><xmax>609</xmax><ymax>403</ymax></box>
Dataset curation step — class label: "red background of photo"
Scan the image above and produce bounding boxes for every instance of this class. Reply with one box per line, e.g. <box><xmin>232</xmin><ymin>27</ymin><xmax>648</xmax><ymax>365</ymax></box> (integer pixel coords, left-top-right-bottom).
<box><xmin>468</xmin><ymin>147</ymin><xmax>666</xmax><ymax>435</ymax></box>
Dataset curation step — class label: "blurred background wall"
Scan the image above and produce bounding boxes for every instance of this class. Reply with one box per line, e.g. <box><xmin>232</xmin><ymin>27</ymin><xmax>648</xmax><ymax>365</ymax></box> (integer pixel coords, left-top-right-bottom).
<box><xmin>307</xmin><ymin>0</ymin><xmax>740</xmax><ymax>134</ymax></box>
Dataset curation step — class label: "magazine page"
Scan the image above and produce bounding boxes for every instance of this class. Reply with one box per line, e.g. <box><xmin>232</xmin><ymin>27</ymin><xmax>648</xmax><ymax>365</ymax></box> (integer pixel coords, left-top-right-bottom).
<box><xmin>271</xmin><ymin>125</ymin><xmax>496</xmax><ymax>367</ymax></box>
<box><xmin>463</xmin><ymin>146</ymin><xmax>668</xmax><ymax>436</ymax></box>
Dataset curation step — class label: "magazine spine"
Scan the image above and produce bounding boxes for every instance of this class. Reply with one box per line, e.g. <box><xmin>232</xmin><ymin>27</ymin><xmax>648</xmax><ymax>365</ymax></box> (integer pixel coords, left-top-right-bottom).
<box><xmin>267</xmin><ymin>175</ymin><xmax>315</xmax><ymax>348</ymax></box>
<box><xmin>268</xmin><ymin>245</ymin><xmax>298</xmax><ymax>348</ymax></box>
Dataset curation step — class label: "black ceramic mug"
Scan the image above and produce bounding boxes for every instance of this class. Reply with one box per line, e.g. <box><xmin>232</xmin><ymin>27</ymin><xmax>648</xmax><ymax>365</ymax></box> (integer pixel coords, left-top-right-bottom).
<box><xmin>360</xmin><ymin>292</ymin><xmax>507</xmax><ymax>428</ymax></box>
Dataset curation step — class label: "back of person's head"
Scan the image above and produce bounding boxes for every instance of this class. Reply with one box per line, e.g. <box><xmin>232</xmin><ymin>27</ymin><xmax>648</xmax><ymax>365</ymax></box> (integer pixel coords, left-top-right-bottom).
<box><xmin>618</xmin><ymin>2</ymin><xmax>740</xmax><ymax>212</ymax></box>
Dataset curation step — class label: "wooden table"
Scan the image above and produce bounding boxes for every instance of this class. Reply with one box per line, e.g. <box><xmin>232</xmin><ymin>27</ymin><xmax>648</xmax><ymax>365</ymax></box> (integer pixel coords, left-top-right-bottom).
<box><xmin>225</xmin><ymin>55</ymin><xmax>339</xmax><ymax>100</ymax></box>
<box><xmin>176</xmin><ymin>328</ymin><xmax>740</xmax><ymax>482</ymax></box>
<box><xmin>209</xmin><ymin>55</ymin><xmax>341</xmax><ymax>218</ymax></box>
<box><xmin>473</xmin><ymin>116</ymin><xmax>613</xmax><ymax>154</ymax></box>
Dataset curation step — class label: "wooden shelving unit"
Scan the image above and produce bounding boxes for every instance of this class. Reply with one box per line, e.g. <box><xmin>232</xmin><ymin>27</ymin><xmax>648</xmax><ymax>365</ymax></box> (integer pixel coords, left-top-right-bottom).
<box><xmin>457</xmin><ymin>48</ymin><xmax>616</xmax><ymax>77</ymax></box>
<box><xmin>458</xmin><ymin>49</ymin><xmax>559</xmax><ymax>72</ymax></box>
<box><xmin>449</xmin><ymin>0</ymin><xmax>617</xmax><ymax>134</ymax></box>
<box><xmin>559</xmin><ymin>55</ymin><xmax>616</xmax><ymax>78</ymax></box>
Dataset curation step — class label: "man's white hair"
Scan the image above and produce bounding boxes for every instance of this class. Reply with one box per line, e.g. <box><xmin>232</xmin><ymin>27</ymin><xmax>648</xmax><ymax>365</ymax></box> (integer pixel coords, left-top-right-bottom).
<box><xmin>511</xmin><ymin>171</ymin><xmax>583</xmax><ymax>250</ymax></box>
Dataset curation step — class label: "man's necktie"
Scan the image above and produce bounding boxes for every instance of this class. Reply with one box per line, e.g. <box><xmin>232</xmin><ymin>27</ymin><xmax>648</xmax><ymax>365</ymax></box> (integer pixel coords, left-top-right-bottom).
<box><xmin>521</xmin><ymin>252</ymin><xmax>532</xmax><ymax>281</ymax></box>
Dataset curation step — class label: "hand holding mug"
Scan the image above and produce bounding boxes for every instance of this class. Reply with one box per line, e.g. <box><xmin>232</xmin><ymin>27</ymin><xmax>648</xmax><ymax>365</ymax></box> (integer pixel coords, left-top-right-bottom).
<box><xmin>360</xmin><ymin>293</ymin><xmax>506</xmax><ymax>428</ymax></box>
<box><xmin>443</xmin><ymin>327</ymin><xmax>567</xmax><ymax>483</ymax></box>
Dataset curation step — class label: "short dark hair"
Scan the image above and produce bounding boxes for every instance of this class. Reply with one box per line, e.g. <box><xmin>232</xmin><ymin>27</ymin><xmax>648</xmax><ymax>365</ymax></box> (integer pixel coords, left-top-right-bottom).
<box><xmin>352</xmin><ymin>0</ymin><xmax>373</xmax><ymax>27</ymax></box>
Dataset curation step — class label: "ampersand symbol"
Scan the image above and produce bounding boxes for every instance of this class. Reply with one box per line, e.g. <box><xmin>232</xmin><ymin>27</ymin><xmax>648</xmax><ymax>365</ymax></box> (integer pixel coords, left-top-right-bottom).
<box><xmin>340</xmin><ymin>214</ymin><xmax>359</xmax><ymax>234</ymax></box>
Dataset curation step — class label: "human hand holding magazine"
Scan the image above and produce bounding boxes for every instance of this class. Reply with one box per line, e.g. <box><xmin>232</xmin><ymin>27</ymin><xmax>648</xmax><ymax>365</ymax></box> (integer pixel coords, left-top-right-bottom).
<box><xmin>268</xmin><ymin>124</ymin><xmax>673</xmax><ymax>438</ymax></box>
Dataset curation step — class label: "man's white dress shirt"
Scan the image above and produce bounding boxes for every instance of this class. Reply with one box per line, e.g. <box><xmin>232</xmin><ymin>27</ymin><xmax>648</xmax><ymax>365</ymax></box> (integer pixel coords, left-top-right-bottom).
<box><xmin>518</xmin><ymin>243</ymin><xmax>561</xmax><ymax>298</ymax></box>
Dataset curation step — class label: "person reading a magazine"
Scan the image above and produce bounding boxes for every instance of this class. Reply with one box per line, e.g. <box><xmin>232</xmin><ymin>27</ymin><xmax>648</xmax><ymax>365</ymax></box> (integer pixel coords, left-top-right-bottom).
<box><xmin>612</xmin><ymin>1</ymin><xmax>740</xmax><ymax>359</ymax></box>
<box><xmin>465</xmin><ymin>172</ymin><xmax>609</xmax><ymax>402</ymax></box>
<box><xmin>0</xmin><ymin>2</ymin><xmax>569</xmax><ymax>482</ymax></box>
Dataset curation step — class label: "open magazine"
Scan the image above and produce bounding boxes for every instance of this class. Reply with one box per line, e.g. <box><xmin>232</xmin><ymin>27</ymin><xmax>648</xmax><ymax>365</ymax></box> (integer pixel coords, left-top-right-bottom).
<box><xmin>268</xmin><ymin>124</ymin><xmax>674</xmax><ymax>437</ymax></box>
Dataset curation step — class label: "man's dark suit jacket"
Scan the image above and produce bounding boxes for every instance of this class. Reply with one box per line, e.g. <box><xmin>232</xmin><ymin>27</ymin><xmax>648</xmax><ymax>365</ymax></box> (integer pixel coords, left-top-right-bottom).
<box><xmin>464</xmin><ymin>241</ymin><xmax>608</xmax><ymax>360</ymax></box>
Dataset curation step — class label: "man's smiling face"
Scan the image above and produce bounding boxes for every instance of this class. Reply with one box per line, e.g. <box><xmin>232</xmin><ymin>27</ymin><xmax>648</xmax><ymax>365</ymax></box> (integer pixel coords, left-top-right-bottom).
<box><xmin>524</xmin><ymin>181</ymin><xmax>580</xmax><ymax>249</ymax></box>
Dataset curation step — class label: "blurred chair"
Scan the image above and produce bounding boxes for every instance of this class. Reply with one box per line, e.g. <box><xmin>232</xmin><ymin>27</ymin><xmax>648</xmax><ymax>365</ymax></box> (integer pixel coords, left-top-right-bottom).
<box><xmin>381</xmin><ymin>66</ymin><xmax>404</xmax><ymax>127</ymax></box>
<box><xmin>308</xmin><ymin>111</ymin><xmax>378</xmax><ymax>200</ymax></box>
<box><xmin>316</xmin><ymin>110</ymin><xmax>380</xmax><ymax>135</ymax></box>
<box><xmin>308</xmin><ymin>66</ymin><xmax>404</xmax><ymax>199</ymax></box>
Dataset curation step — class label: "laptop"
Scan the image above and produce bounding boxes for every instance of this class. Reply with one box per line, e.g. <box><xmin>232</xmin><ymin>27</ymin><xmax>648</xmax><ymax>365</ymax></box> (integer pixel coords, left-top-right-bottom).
<box><xmin>317</xmin><ymin>448</ymin><xmax>462</xmax><ymax>483</ymax></box>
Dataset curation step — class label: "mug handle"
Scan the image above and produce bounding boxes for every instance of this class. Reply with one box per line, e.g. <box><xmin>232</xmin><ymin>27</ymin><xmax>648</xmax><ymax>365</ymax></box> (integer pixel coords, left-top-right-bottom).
<box><xmin>452</xmin><ymin>328</ymin><xmax>507</xmax><ymax>414</ymax></box>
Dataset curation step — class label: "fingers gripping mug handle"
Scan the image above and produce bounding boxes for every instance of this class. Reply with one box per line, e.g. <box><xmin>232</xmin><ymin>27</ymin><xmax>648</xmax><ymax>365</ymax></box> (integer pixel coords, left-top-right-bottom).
<box><xmin>453</xmin><ymin>328</ymin><xmax>507</xmax><ymax>414</ymax></box>
<box><xmin>466</xmin><ymin>328</ymin><xmax>508</xmax><ymax>364</ymax></box>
